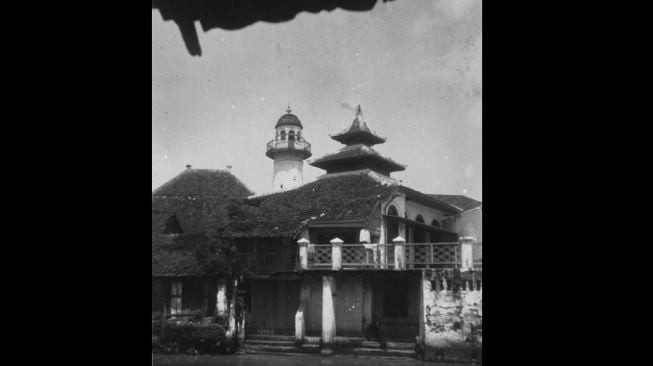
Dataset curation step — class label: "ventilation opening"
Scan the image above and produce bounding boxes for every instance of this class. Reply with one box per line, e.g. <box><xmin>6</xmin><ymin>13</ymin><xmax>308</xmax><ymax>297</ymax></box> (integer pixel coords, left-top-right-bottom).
<box><xmin>163</xmin><ymin>215</ymin><xmax>184</xmax><ymax>235</ymax></box>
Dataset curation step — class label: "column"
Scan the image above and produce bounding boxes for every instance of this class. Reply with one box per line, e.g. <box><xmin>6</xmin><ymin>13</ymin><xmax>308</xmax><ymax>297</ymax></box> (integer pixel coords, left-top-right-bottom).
<box><xmin>330</xmin><ymin>237</ymin><xmax>343</xmax><ymax>271</ymax></box>
<box><xmin>460</xmin><ymin>236</ymin><xmax>475</xmax><ymax>271</ymax></box>
<box><xmin>226</xmin><ymin>279</ymin><xmax>238</xmax><ymax>339</ymax></box>
<box><xmin>216</xmin><ymin>280</ymin><xmax>227</xmax><ymax>318</ymax></box>
<box><xmin>393</xmin><ymin>236</ymin><xmax>406</xmax><ymax>270</ymax></box>
<box><xmin>321</xmin><ymin>275</ymin><xmax>336</xmax><ymax>356</ymax></box>
<box><xmin>298</xmin><ymin>238</ymin><xmax>309</xmax><ymax>270</ymax></box>
<box><xmin>295</xmin><ymin>279</ymin><xmax>310</xmax><ymax>343</ymax></box>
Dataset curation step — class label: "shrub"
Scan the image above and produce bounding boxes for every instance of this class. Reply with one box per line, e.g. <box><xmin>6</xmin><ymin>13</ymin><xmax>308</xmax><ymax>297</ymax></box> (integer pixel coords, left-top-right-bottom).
<box><xmin>153</xmin><ymin>322</ymin><xmax>228</xmax><ymax>355</ymax></box>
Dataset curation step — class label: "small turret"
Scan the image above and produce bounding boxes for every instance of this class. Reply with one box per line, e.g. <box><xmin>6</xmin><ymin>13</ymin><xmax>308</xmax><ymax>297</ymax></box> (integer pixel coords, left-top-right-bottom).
<box><xmin>266</xmin><ymin>106</ymin><xmax>312</xmax><ymax>191</ymax></box>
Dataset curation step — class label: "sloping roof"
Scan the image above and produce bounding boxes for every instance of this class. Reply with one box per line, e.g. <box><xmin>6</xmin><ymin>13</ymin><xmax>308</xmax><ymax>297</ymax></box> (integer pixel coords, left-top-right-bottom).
<box><xmin>152</xmin><ymin>233</ymin><xmax>206</xmax><ymax>277</ymax></box>
<box><xmin>152</xmin><ymin>198</ymin><xmax>235</xmax><ymax>234</ymax></box>
<box><xmin>152</xmin><ymin>169</ymin><xmax>254</xmax><ymax>197</ymax></box>
<box><xmin>401</xmin><ymin>187</ymin><xmax>463</xmax><ymax>215</ymax></box>
<box><xmin>330</xmin><ymin>106</ymin><xmax>386</xmax><ymax>146</ymax></box>
<box><xmin>330</xmin><ymin>120</ymin><xmax>386</xmax><ymax>146</ymax></box>
<box><xmin>309</xmin><ymin>144</ymin><xmax>406</xmax><ymax>172</ymax></box>
<box><xmin>152</xmin><ymin>168</ymin><xmax>254</xmax><ymax>276</ymax></box>
<box><xmin>428</xmin><ymin>194</ymin><xmax>482</xmax><ymax>211</ymax></box>
<box><xmin>220</xmin><ymin>173</ymin><xmax>398</xmax><ymax>238</ymax></box>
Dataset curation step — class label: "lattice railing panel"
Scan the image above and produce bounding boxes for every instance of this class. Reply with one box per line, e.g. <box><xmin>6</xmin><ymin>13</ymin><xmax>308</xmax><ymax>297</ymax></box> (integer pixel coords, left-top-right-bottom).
<box><xmin>311</xmin><ymin>245</ymin><xmax>332</xmax><ymax>266</ymax></box>
<box><xmin>432</xmin><ymin>244</ymin><xmax>458</xmax><ymax>263</ymax></box>
<box><xmin>342</xmin><ymin>245</ymin><xmax>366</xmax><ymax>265</ymax></box>
<box><xmin>405</xmin><ymin>243</ymin><xmax>461</xmax><ymax>268</ymax></box>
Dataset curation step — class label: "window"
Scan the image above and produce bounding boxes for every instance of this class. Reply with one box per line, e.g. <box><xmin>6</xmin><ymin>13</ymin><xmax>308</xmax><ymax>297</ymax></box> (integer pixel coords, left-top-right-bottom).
<box><xmin>430</xmin><ymin>219</ymin><xmax>440</xmax><ymax>227</ymax></box>
<box><xmin>171</xmin><ymin>281</ymin><xmax>183</xmax><ymax>315</ymax></box>
<box><xmin>280</xmin><ymin>130</ymin><xmax>286</xmax><ymax>140</ymax></box>
<box><xmin>415</xmin><ymin>215</ymin><xmax>424</xmax><ymax>223</ymax></box>
<box><xmin>288</xmin><ymin>130</ymin><xmax>296</xmax><ymax>142</ymax></box>
<box><xmin>387</xmin><ymin>205</ymin><xmax>398</xmax><ymax>216</ymax></box>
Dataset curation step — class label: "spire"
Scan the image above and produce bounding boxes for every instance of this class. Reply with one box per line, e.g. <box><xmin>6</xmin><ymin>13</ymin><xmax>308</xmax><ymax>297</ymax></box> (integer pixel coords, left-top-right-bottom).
<box><xmin>353</xmin><ymin>104</ymin><xmax>364</xmax><ymax>129</ymax></box>
<box><xmin>286</xmin><ymin>103</ymin><xmax>292</xmax><ymax>114</ymax></box>
<box><xmin>329</xmin><ymin>104</ymin><xmax>387</xmax><ymax>146</ymax></box>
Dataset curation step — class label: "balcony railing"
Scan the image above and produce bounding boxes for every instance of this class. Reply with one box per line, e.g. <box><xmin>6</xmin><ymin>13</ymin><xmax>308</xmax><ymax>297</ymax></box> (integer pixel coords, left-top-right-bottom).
<box><xmin>266</xmin><ymin>139</ymin><xmax>311</xmax><ymax>154</ymax></box>
<box><xmin>298</xmin><ymin>238</ymin><xmax>481</xmax><ymax>271</ymax></box>
<box><xmin>308</xmin><ymin>243</ymin><xmax>396</xmax><ymax>270</ymax></box>
<box><xmin>236</xmin><ymin>239</ymin><xmax>481</xmax><ymax>274</ymax></box>
<box><xmin>405</xmin><ymin>242</ymin><xmax>461</xmax><ymax>269</ymax></box>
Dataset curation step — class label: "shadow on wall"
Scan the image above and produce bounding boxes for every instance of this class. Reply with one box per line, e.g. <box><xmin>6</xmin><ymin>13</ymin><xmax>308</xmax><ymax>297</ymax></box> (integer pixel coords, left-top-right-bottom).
<box><xmin>152</xmin><ymin>0</ymin><xmax>396</xmax><ymax>56</ymax></box>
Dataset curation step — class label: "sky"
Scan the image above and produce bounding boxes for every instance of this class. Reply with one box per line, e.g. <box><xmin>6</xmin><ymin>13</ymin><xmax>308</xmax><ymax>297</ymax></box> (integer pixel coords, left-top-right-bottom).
<box><xmin>152</xmin><ymin>0</ymin><xmax>481</xmax><ymax>200</ymax></box>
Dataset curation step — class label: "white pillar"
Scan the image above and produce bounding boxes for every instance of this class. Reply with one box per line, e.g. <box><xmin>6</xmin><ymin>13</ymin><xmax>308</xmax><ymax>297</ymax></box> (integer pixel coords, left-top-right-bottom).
<box><xmin>226</xmin><ymin>279</ymin><xmax>238</xmax><ymax>339</ymax></box>
<box><xmin>321</xmin><ymin>275</ymin><xmax>336</xmax><ymax>356</ymax></box>
<box><xmin>298</xmin><ymin>238</ymin><xmax>309</xmax><ymax>270</ymax></box>
<box><xmin>393</xmin><ymin>236</ymin><xmax>406</xmax><ymax>270</ymax></box>
<box><xmin>295</xmin><ymin>281</ymin><xmax>310</xmax><ymax>343</ymax></box>
<box><xmin>330</xmin><ymin>237</ymin><xmax>343</xmax><ymax>271</ymax></box>
<box><xmin>460</xmin><ymin>236</ymin><xmax>475</xmax><ymax>271</ymax></box>
<box><xmin>216</xmin><ymin>280</ymin><xmax>227</xmax><ymax>318</ymax></box>
<box><xmin>295</xmin><ymin>304</ymin><xmax>305</xmax><ymax>343</ymax></box>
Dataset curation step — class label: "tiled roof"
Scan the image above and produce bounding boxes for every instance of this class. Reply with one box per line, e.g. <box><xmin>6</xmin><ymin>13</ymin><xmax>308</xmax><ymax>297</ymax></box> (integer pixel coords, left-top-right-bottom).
<box><xmin>428</xmin><ymin>194</ymin><xmax>482</xmax><ymax>211</ymax></box>
<box><xmin>330</xmin><ymin>107</ymin><xmax>386</xmax><ymax>146</ymax></box>
<box><xmin>152</xmin><ymin>233</ymin><xmax>206</xmax><ymax>277</ymax></box>
<box><xmin>152</xmin><ymin>168</ymin><xmax>253</xmax><ymax>276</ymax></box>
<box><xmin>152</xmin><ymin>169</ymin><xmax>254</xmax><ymax>197</ymax></box>
<box><xmin>309</xmin><ymin>144</ymin><xmax>406</xmax><ymax>172</ymax></box>
<box><xmin>400</xmin><ymin>187</ymin><xmax>463</xmax><ymax>215</ymax></box>
<box><xmin>218</xmin><ymin>173</ymin><xmax>399</xmax><ymax>238</ymax></box>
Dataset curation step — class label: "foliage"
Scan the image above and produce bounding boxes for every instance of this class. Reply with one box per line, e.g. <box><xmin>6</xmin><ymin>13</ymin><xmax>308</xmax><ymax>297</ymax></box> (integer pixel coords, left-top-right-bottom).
<box><xmin>153</xmin><ymin>322</ymin><xmax>229</xmax><ymax>355</ymax></box>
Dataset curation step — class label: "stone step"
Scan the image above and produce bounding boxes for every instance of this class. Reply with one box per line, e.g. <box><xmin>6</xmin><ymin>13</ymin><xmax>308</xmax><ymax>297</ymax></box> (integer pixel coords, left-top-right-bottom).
<box><xmin>245</xmin><ymin>339</ymin><xmax>296</xmax><ymax>346</ymax></box>
<box><xmin>352</xmin><ymin>347</ymin><xmax>415</xmax><ymax>358</ymax></box>
<box><xmin>247</xmin><ymin>334</ymin><xmax>295</xmax><ymax>342</ymax></box>
<box><xmin>361</xmin><ymin>341</ymin><xmax>381</xmax><ymax>348</ymax></box>
<box><xmin>244</xmin><ymin>343</ymin><xmax>319</xmax><ymax>355</ymax></box>
<box><xmin>361</xmin><ymin>340</ymin><xmax>415</xmax><ymax>350</ymax></box>
<box><xmin>386</xmin><ymin>342</ymin><xmax>415</xmax><ymax>350</ymax></box>
<box><xmin>303</xmin><ymin>336</ymin><xmax>366</xmax><ymax>345</ymax></box>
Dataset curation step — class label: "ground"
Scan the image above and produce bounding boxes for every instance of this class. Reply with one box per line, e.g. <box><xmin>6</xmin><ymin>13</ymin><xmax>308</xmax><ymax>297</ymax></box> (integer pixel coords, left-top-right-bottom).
<box><xmin>153</xmin><ymin>353</ymin><xmax>472</xmax><ymax>366</ymax></box>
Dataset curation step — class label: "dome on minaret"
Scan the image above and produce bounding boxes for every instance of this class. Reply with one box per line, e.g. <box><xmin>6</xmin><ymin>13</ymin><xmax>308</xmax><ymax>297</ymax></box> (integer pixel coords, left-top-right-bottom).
<box><xmin>275</xmin><ymin>106</ymin><xmax>303</xmax><ymax>128</ymax></box>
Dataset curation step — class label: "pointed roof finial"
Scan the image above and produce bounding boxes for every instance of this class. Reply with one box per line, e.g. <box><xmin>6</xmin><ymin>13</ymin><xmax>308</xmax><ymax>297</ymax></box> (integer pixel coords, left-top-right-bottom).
<box><xmin>356</xmin><ymin>104</ymin><xmax>362</xmax><ymax>117</ymax></box>
<box><xmin>286</xmin><ymin>103</ymin><xmax>292</xmax><ymax>114</ymax></box>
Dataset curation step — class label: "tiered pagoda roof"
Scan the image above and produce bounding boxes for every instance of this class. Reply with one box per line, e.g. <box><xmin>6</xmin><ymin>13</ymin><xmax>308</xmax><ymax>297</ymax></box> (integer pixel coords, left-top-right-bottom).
<box><xmin>330</xmin><ymin>105</ymin><xmax>386</xmax><ymax>146</ymax></box>
<box><xmin>310</xmin><ymin>105</ymin><xmax>406</xmax><ymax>176</ymax></box>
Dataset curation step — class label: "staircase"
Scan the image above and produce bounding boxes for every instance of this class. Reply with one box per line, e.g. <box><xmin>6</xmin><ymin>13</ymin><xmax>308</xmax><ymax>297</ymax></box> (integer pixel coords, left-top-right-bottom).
<box><xmin>244</xmin><ymin>335</ymin><xmax>320</xmax><ymax>355</ymax></box>
<box><xmin>245</xmin><ymin>335</ymin><xmax>415</xmax><ymax>358</ymax></box>
<box><xmin>350</xmin><ymin>340</ymin><xmax>416</xmax><ymax>358</ymax></box>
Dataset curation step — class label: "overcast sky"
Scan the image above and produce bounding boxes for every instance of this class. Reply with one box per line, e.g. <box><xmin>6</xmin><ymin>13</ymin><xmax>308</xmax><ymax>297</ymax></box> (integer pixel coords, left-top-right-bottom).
<box><xmin>152</xmin><ymin>0</ymin><xmax>481</xmax><ymax>200</ymax></box>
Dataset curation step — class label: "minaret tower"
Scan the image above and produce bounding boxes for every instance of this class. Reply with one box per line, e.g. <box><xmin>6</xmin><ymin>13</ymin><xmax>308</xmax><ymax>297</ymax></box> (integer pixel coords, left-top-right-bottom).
<box><xmin>266</xmin><ymin>106</ymin><xmax>312</xmax><ymax>191</ymax></box>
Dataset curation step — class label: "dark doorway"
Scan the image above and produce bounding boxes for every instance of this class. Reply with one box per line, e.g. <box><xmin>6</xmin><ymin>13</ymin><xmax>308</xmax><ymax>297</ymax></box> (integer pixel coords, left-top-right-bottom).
<box><xmin>383</xmin><ymin>278</ymin><xmax>408</xmax><ymax>317</ymax></box>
